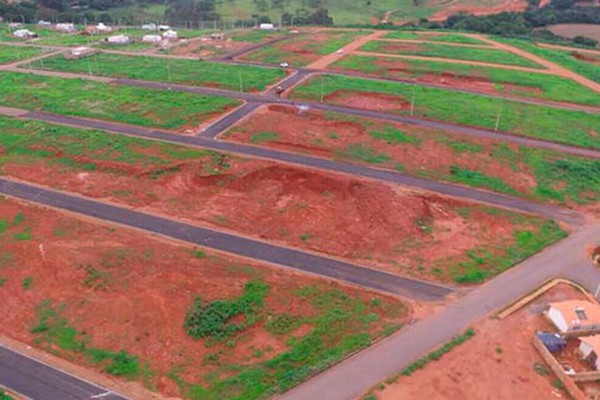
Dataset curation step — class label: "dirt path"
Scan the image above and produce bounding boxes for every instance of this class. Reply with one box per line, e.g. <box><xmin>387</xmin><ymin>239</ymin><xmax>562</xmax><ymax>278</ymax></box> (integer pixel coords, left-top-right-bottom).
<box><xmin>377</xmin><ymin>38</ymin><xmax>493</xmax><ymax>49</ymax></box>
<box><xmin>538</xmin><ymin>42</ymin><xmax>600</xmax><ymax>56</ymax></box>
<box><xmin>306</xmin><ymin>30</ymin><xmax>386</xmax><ymax>70</ymax></box>
<box><xmin>477</xmin><ymin>34</ymin><xmax>600</xmax><ymax>94</ymax></box>
<box><xmin>353</xmin><ymin>50</ymin><xmax>556</xmax><ymax>74</ymax></box>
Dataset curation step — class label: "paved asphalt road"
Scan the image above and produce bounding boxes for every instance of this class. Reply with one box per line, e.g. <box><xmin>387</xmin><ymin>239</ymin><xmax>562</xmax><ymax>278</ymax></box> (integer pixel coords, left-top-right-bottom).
<box><xmin>23</xmin><ymin>110</ymin><xmax>585</xmax><ymax>227</ymax></box>
<box><xmin>278</xmin><ymin>221</ymin><xmax>600</xmax><ymax>400</ymax></box>
<box><xmin>0</xmin><ymin>178</ymin><xmax>453</xmax><ymax>301</ymax></box>
<box><xmin>111</xmin><ymin>77</ymin><xmax>600</xmax><ymax>160</ymax></box>
<box><xmin>196</xmin><ymin>101</ymin><xmax>261</xmax><ymax>138</ymax></box>
<box><xmin>0</xmin><ymin>344</ymin><xmax>126</xmax><ymax>400</ymax></box>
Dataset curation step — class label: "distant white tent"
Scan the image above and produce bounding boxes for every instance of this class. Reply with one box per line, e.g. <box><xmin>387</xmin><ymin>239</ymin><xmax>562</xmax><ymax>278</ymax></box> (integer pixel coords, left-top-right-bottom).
<box><xmin>106</xmin><ymin>34</ymin><xmax>130</xmax><ymax>44</ymax></box>
<box><xmin>162</xmin><ymin>30</ymin><xmax>178</xmax><ymax>40</ymax></box>
<box><xmin>13</xmin><ymin>29</ymin><xmax>37</xmax><ymax>38</ymax></box>
<box><xmin>142</xmin><ymin>34</ymin><xmax>162</xmax><ymax>43</ymax></box>
<box><xmin>142</xmin><ymin>23</ymin><xmax>157</xmax><ymax>31</ymax></box>
<box><xmin>55</xmin><ymin>23</ymin><xmax>75</xmax><ymax>33</ymax></box>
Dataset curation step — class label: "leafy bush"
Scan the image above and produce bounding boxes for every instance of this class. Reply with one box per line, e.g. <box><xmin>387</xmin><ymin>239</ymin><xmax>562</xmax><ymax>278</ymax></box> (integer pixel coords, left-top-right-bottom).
<box><xmin>266</xmin><ymin>314</ymin><xmax>302</xmax><ymax>335</ymax></box>
<box><xmin>184</xmin><ymin>280</ymin><xmax>270</xmax><ymax>340</ymax></box>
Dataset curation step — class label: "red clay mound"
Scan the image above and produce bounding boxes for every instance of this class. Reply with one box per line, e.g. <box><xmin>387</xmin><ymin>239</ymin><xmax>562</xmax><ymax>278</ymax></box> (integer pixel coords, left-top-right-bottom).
<box><xmin>325</xmin><ymin>90</ymin><xmax>410</xmax><ymax>112</ymax></box>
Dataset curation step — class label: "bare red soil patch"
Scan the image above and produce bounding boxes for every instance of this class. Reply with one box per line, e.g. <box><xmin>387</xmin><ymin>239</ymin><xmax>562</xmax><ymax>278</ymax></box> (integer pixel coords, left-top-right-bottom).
<box><xmin>224</xmin><ymin>105</ymin><xmax>538</xmax><ymax>195</ymax></box>
<box><xmin>3</xmin><ymin>142</ymin><xmax>542</xmax><ymax>281</ymax></box>
<box><xmin>324</xmin><ymin>90</ymin><xmax>410</xmax><ymax>112</ymax></box>
<box><xmin>170</xmin><ymin>38</ymin><xmax>250</xmax><ymax>58</ymax></box>
<box><xmin>572</xmin><ymin>51</ymin><xmax>600</xmax><ymax>65</ymax></box>
<box><xmin>372</xmin><ymin>283</ymin><xmax>586</xmax><ymax>400</ymax></box>
<box><xmin>428</xmin><ymin>0</ymin><xmax>528</xmax><ymax>22</ymax></box>
<box><xmin>0</xmin><ymin>197</ymin><xmax>409</xmax><ymax>398</ymax></box>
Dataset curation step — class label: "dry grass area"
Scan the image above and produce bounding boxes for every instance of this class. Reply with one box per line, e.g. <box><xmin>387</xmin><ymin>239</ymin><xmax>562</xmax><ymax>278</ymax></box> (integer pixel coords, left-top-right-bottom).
<box><xmin>547</xmin><ymin>24</ymin><xmax>600</xmax><ymax>41</ymax></box>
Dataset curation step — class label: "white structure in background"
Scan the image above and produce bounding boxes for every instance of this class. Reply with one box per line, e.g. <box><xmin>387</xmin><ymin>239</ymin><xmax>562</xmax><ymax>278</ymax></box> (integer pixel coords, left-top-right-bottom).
<box><xmin>546</xmin><ymin>300</ymin><xmax>600</xmax><ymax>334</ymax></box>
<box><xmin>162</xmin><ymin>30</ymin><xmax>178</xmax><ymax>40</ymax></box>
<box><xmin>259</xmin><ymin>23</ymin><xmax>274</xmax><ymax>30</ymax></box>
<box><xmin>95</xmin><ymin>22</ymin><xmax>112</xmax><ymax>32</ymax></box>
<box><xmin>55</xmin><ymin>23</ymin><xmax>76</xmax><ymax>33</ymax></box>
<box><xmin>158</xmin><ymin>24</ymin><xmax>171</xmax><ymax>31</ymax></box>
<box><xmin>142</xmin><ymin>34</ymin><xmax>162</xmax><ymax>43</ymax></box>
<box><xmin>37</xmin><ymin>20</ymin><xmax>51</xmax><ymax>27</ymax></box>
<box><xmin>8</xmin><ymin>22</ymin><xmax>23</xmax><ymax>29</ymax></box>
<box><xmin>13</xmin><ymin>29</ymin><xmax>37</xmax><ymax>39</ymax></box>
<box><xmin>142</xmin><ymin>23</ymin><xmax>157</xmax><ymax>31</ymax></box>
<box><xmin>65</xmin><ymin>46</ymin><xmax>98</xmax><ymax>60</ymax></box>
<box><xmin>106</xmin><ymin>34</ymin><xmax>130</xmax><ymax>44</ymax></box>
<box><xmin>579</xmin><ymin>335</ymin><xmax>600</xmax><ymax>370</ymax></box>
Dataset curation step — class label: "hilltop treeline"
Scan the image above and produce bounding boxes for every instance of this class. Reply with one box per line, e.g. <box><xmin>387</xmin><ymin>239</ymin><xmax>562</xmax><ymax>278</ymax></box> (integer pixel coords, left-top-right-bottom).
<box><xmin>440</xmin><ymin>0</ymin><xmax>600</xmax><ymax>36</ymax></box>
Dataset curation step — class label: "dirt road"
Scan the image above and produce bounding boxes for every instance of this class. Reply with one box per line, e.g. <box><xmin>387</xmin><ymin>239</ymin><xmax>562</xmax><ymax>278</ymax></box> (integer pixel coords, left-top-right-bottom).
<box><xmin>306</xmin><ymin>30</ymin><xmax>386</xmax><ymax>69</ymax></box>
<box><xmin>478</xmin><ymin>35</ymin><xmax>600</xmax><ymax>94</ymax></box>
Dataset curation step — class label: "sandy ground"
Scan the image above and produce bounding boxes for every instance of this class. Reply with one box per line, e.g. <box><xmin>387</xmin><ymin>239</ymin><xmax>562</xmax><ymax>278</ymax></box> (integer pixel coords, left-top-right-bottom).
<box><xmin>371</xmin><ymin>283</ymin><xmax>591</xmax><ymax>400</ymax></box>
<box><xmin>0</xmin><ymin>196</ymin><xmax>409</xmax><ymax>398</ymax></box>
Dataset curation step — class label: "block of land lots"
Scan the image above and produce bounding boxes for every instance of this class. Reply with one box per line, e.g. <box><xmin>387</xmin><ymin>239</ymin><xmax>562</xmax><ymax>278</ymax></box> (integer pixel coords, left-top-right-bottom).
<box><xmin>223</xmin><ymin>105</ymin><xmax>600</xmax><ymax>206</ymax></box>
<box><xmin>358</xmin><ymin>40</ymin><xmax>544</xmax><ymax>69</ymax></box>
<box><xmin>0</xmin><ymin>71</ymin><xmax>240</xmax><ymax>131</ymax></box>
<box><xmin>383</xmin><ymin>31</ymin><xmax>489</xmax><ymax>45</ymax></box>
<box><xmin>240</xmin><ymin>29</ymin><xmax>372</xmax><ymax>67</ymax></box>
<box><xmin>27</xmin><ymin>53</ymin><xmax>286</xmax><ymax>92</ymax></box>
<box><xmin>367</xmin><ymin>283</ymin><xmax>592</xmax><ymax>400</ymax></box>
<box><xmin>0</xmin><ymin>44</ymin><xmax>46</xmax><ymax>64</ymax></box>
<box><xmin>329</xmin><ymin>54</ymin><xmax>600</xmax><ymax>107</ymax></box>
<box><xmin>0</xmin><ymin>196</ymin><xmax>409</xmax><ymax>400</ymax></box>
<box><xmin>169</xmin><ymin>29</ymin><xmax>291</xmax><ymax>59</ymax></box>
<box><xmin>498</xmin><ymin>37</ymin><xmax>600</xmax><ymax>84</ymax></box>
<box><xmin>0</xmin><ymin>117</ymin><xmax>566</xmax><ymax>283</ymax></box>
<box><xmin>290</xmin><ymin>74</ymin><xmax>600</xmax><ymax>150</ymax></box>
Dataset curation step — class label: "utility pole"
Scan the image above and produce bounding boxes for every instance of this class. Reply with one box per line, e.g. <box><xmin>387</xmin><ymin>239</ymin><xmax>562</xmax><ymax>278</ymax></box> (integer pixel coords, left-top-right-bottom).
<box><xmin>494</xmin><ymin>103</ymin><xmax>503</xmax><ymax>131</ymax></box>
<box><xmin>320</xmin><ymin>75</ymin><xmax>324</xmax><ymax>104</ymax></box>
<box><xmin>239</xmin><ymin>68</ymin><xmax>243</xmax><ymax>92</ymax></box>
<box><xmin>410</xmin><ymin>91</ymin><xmax>415</xmax><ymax>117</ymax></box>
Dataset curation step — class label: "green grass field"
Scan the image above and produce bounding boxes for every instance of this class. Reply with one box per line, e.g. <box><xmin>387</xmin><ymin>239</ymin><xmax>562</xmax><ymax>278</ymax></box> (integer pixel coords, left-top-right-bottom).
<box><xmin>0</xmin><ymin>45</ymin><xmax>45</xmax><ymax>64</ymax></box>
<box><xmin>291</xmin><ymin>74</ymin><xmax>600</xmax><ymax>149</ymax></box>
<box><xmin>0</xmin><ymin>116</ymin><xmax>219</xmax><ymax>173</ymax></box>
<box><xmin>331</xmin><ymin>54</ymin><xmax>600</xmax><ymax>106</ymax></box>
<box><xmin>28</xmin><ymin>53</ymin><xmax>286</xmax><ymax>91</ymax></box>
<box><xmin>359</xmin><ymin>40</ymin><xmax>544</xmax><ymax>68</ymax></box>
<box><xmin>243</xmin><ymin>30</ymin><xmax>371</xmax><ymax>66</ymax></box>
<box><xmin>497</xmin><ymin>37</ymin><xmax>600</xmax><ymax>83</ymax></box>
<box><xmin>383</xmin><ymin>31</ymin><xmax>488</xmax><ymax>45</ymax></box>
<box><xmin>229</xmin><ymin>29</ymin><xmax>290</xmax><ymax>43</ymax></box>
<box><xmin>0</xmin><ymin>71</ymin><xmax>240</xmax><ymax>130</ymax></box>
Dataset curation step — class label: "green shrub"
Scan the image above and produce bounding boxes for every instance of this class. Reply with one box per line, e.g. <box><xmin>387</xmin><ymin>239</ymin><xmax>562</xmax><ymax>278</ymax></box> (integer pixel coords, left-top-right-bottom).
<box><xmin>184</xmin><ymin>280</ymin><xmax>270</xmax><ymax>340</ymax></box>
<box><xmin>266</xmin><ymin>314</ymin><xmax>302</xmax><ymax>335</ymax></box>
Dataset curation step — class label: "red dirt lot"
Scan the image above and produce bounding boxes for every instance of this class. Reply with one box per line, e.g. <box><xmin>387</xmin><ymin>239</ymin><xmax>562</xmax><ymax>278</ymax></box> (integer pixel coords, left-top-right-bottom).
<box><xmin>169</xmin><ymin>38</ymin><xmax>250</xmax><ymax>58</ymax></box>
<box><xmin>428</xmin><ymin>0</ymin><xmax>528</xmax><ymax>22</ymax></box>
<box><xmin>0</xmin><ymin>196</ymin><xmax>409</xmax><ymax>398</ymax></box>
<box><xmin>2</xmin><ymin>138</ymin><xmax>548</xmax><ymax>283</ymax></box>
<box><xmin>371</xmin><ymin>283</ymin><xmax>590</xmax><ymax>400</ymax></box>
<box><xmin>223</xmin><ymin>105</ymin><xmax>541</xmax><ymax>198</ymax></box>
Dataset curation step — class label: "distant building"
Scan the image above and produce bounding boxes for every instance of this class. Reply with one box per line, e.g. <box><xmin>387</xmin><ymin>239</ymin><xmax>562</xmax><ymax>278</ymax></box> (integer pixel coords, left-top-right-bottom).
<box><xmin>12</xmin><ymin>29</ymin><xmax>37</xmax><ymax>39</ymax></box>
<box><xmin>95</xmin><ymin>23</ymin><xmax>112</xmax><ymax>33</ymax></box>
<box><xmin>579</xmin><ymin>335</ymin><xmax>600</xmax><ymax>370</ymax></box>
<box><xmin>106</xmin><ymin>35</ymin><xmax>130</xmax><ymax>44</ymax></box>
<box><xmin>142</xmin><ymin>34</ymin><xmax>162</xmax><ymax>43</ymax></box>
<box><xmin>546</xmin><ymin>300</ymin><xmax>600</xmax><ymax>334</ymax></box>
<box><xmin>8</xmin><ymin>22</ymin><xmax>22</xmax><ymax>29</ymax></box>
<box><xmin>37</xmin><ymin>20</ymin><xmax>51</xmax><ymax>27</ymax></box>
<box><xmin>158</xmin><ymin>24</ymin><xmax>171</xmax><ymax>31</ymax></box>
<box><xmin>259</xmin><ymin>23</ymin><xmax>274</xmax><ymax>30</ymax></box>
<box><xmin>55</xmin><ymin>23</ymin><xmax>75</xmax><ymax>33</ymax></box>
<box><xmin>142</xmin><ymin>23</ymin><xmax>157</xmax><ymax>31</ymax></box>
